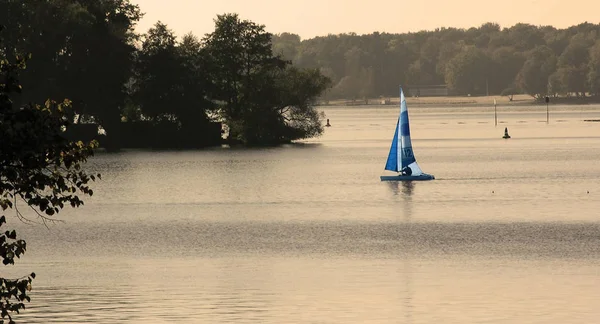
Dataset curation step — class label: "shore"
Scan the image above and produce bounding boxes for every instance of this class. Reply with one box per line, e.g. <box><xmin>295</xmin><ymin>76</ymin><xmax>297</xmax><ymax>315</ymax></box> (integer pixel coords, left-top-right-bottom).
<box><xmin>320</xmin><ymin>94</ymin><xmax>600</xmax><ymax>108</ymax></box>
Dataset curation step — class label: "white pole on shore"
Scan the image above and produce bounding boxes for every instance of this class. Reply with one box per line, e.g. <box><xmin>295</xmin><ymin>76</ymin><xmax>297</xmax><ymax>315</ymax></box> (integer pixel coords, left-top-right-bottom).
<box><xmin>545</xmin><ymin>96</ymin><xmax>549</xmax><ymax>124</ymax></box>
<box><xmin>494</xmin><ymin>98</ymin><xmax>497</xmax><ymax>127</ymax></box>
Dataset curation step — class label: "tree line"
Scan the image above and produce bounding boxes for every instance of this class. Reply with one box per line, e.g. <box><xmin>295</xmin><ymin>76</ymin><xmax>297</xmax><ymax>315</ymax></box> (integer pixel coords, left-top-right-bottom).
<box><xmin>272</xmin><ymin>22</ymin><xmax>600</xmax><ymax>100</ymax></box>
<box><xmin>0</xmin><ymin>1</ymin><xmax>330</xmax><ymax>148</ymax></box>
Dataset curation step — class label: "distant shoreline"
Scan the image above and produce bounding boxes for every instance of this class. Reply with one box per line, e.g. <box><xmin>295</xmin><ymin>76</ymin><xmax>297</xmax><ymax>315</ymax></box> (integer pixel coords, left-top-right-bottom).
<box><xmin>319</xmin><ymin>94</ymin><xmax>600</xmax><ymax>108</ymax></box>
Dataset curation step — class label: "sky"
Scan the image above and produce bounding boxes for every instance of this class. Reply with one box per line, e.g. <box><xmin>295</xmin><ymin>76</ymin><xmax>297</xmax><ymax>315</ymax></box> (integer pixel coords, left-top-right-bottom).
<box><xmin>130</xmin><ymin>0</ymin><xmax>600</xmax><ymax>40</ymax></box>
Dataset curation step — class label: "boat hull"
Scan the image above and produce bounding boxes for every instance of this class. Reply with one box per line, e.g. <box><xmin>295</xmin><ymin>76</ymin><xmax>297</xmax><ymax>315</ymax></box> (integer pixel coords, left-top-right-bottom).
<box><xmin>380</xmin><ymin>173</ymin><xmax>435</xmax><ymax>181</ymax></box>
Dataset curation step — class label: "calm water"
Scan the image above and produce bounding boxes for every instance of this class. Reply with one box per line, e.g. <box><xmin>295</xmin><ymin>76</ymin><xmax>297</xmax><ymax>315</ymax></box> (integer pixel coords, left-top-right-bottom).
<box><xmin>9</xmin><ymin>105</ymin><xmax>600</xmax><ymax>323</ymax></box>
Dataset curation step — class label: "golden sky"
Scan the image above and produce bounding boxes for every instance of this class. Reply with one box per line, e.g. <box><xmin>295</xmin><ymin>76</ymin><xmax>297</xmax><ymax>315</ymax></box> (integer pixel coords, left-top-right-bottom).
<box><xmin>131</xmin><ymin>0</ymin><xmax>600</xmax><ymax>39</ymax></box>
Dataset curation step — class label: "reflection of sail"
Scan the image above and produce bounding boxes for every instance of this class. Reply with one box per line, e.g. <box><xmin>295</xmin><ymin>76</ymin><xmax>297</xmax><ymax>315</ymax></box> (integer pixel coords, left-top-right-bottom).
<box><xmin>401</xmin><ymin>182</ymin><xmax>414</xmax><ymax>322</ymax></box>
<box><xmin>386</xmin><ymin>181</ymin><xmax>415</xmax><ymax>222</ymax></box>
<box><xmin>401</xmin><ymin>181</ymin><xmax>414</xmax><ymax>196</ymax></box>
<box><xmin>387</xmin><ymin>182</ymin><xmax>414</xmax><ymax>323</ymax></box>
<box><xmin>402</xmin><ymin>256</ymin><xmax>413</xmax><ymax>324</ymax></box>
<box><xmin>395</xmin><ymin>182</ymin><xmax>414</xmax><ymax>323</ymax></box>
<box><xmin>386</xmin><ymin>181</ymin><xmax>401</xmax><ymax>195</ymax></box>
<box><xmin>388</xmin><ymin>181</ymin><xmax>414</xmax><ymax>323</ymax></box>
<box><xmin>386</xmin><ymin>181</ymin><xmax>415</xmax><ymax>197</ymax></box>
<box><xmin>402</xmin><ymin>182</ymin><xmax>413</xmax><ymax>223</ymax></box>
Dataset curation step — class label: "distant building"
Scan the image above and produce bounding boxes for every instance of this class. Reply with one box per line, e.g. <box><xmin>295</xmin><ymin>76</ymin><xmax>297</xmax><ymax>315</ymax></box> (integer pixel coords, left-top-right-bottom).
<box><xmin>406</xmin><ymin>85</ymin><xmax>448</xmax><ymax>97</ymax></box>
<box><xmin>379</xmin><ymin>96</ymin><xmax>391</xmax><ymax>105</ymax></box>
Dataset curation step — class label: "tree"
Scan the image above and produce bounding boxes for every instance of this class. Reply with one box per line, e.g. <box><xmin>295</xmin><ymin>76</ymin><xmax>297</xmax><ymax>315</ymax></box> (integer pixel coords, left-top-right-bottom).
<box><xmin>406</xmin><ymin>59</ymin><xmax>435</xmax><ymax>88</ymax></box>
<box><xmin>235</xmin><ymin>66</ymin><xmax>331</xmax><ymax>145</ymax></box>
<box><xmin>556</xmin><ymin>37</ymin><xmax>591</xmax><ymax>96</ymax></box>
<box><xmin>587</xmin><ymin>40</ymin><xmax>600</xmax><ymax>96</ymax></box>
<box><xmin>0</xmin><ymin>0</ymin><xmax>142</xmax><ymax>143</ymax></box>
<box><xmin>516</xmin><ymin>45</ymin><xmax>557</xmax><ymax>98</ymax></box>
<box><xmin>132</xmin><ymin>24</ymin><xmax>214</xmax><ymax>128</ymax></box>
<box><xmin>176</xmin><ymin>33</ymin><xmax>215</xmax><ymax>127</ymax></box>
<box><xmin>344</xmin><ymin>46</ymin><xmax>365</xmax><ymax>82</ymax></box>
<box><xmin>327</xmin><ymin>46</ymin><xmax>375</xmax><ymax>99</ymax></box>
<box><xmin>132</xmin><ymin>22</ymin><xmax>182</xmax><ymax>121</ymax></box>
<box><xmin>330</xmin><ymin>75</ymin><xmax>361</xmax><ymax>99</ymax></box>
<box><xmin>271</xmin><ymin>33</ymin><xmax>301</xmax><ymax>62</ymax></box>
<box><xmin>273</xmin><ymin>67</ymin><xmax>331</xmax><ymax>140</ymax></box>
<box><xmin>418</xmin><ymin>36</ymin><xmax>443</xmax><ymax>84</ymax></box>
<box><xmin>548</xmin><ymin>68</ymin><xmax>568</xmax><ymax>96</ymax></box>
<box><xmin>444</xmin><ymin>46</ymin><xmax>491</xmax><ymax>95</ymax></box>
<box><xmin>501</xmin><ymin>87</ymin><xmax>519</xmax><ymax>101</ymax></box>
<box><xmin>544</xmin><ymin>29</ymin><xmax>570</xmax><ymax>56</ymax></box>
<box><xmin>203</xmin><ymin>14</ymin><xmax>330</xmax><ymax>145</ymax></box>
<box><xmin>203</xmin><ymin>14</ymin><xmax>287</xmax><ymax>121</ymax></box>
<box><xmin>490</xmin><ymin>47</ymin><xmax>525</xmax><ymax>94</ymax></box>
<box><xmin>506</xmin><ymin>23</ymin><xmax>545</xmax><ymax>51</ymax></box>
<box><xmin>436</xmin><ymin>42</ymin><xmax>463</xmax><ymax>84</ymax></box>
<box><xmin>382</xmin><ymin>38</ymin><xmax>414</xmax><ymax>95</ymax></box>
<box><xmin>0</xmin><ymin>26</ymin><xmax>99</xmax><ymax>323</ymax></box>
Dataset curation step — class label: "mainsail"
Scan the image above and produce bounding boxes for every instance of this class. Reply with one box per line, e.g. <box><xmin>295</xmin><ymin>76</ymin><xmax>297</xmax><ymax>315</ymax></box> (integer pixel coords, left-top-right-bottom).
<box><xmin>384</xmin><ymin>87</ymin><xmax>423</xmax><ymax>175</ymax></box>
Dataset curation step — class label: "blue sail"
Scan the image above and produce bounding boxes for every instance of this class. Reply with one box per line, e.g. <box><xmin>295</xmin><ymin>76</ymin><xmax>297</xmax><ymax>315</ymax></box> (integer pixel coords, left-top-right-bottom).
<box><xmin>384</xmin><ymin>87</ymin><xmax>416</xmax><ymax>172</ymax></box>
<box><xmin>399</xmin><ymin>96</ymin><xmax>416</xmax><ymax>168</ymax></box>
<box><xmin>384</xmin><ymin>119</ymin><xmax>400</xmax><ymax>172</ymax></box>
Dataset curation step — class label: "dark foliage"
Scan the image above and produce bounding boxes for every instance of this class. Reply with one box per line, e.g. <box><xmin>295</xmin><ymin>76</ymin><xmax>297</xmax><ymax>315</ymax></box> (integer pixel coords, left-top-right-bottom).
<box><xmin>1</xmin><ymin>25</ymin><xmax>99</xmax><ymax>323</ymax></box>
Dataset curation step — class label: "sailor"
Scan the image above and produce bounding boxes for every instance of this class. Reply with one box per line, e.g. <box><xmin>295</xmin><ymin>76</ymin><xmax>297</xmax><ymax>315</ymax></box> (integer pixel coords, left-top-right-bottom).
<box><xmin>401</xmin><ymin>166</ymin><xmax>412</xmax><ymax>176</ymax></box>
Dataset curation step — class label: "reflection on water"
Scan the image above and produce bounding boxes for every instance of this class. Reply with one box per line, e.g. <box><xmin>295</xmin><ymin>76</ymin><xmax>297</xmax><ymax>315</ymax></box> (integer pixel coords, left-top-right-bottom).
<box><xmin>386</xmin><ymin>181</ymin><xmax>415</xmax><ymax>222</ymax></box>
<box><xmin>385</xmin><ymin>180</ymin><xmax>415</xmax><ymax>197</ymax></box>
<box><xmin>9</xmin><ymin>107</ymin><xmax>600</xmax><ymax>323</ymax></box>
<box><xmin>402</xmin><ymin>181</ymin><xmax>415</xmax><ymax>196</ymax></box>
<box><xmin>402</xmin><ymin>259</ymin><xmax>414</xmax><ymax>324</ymax></box>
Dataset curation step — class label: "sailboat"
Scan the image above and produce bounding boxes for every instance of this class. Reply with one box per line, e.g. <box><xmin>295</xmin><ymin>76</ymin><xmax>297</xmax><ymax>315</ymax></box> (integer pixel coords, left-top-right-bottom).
<box><xmin>380</xmin><ymin>87</ymin><xmax>435</xmax><ymax>181</ymax></box>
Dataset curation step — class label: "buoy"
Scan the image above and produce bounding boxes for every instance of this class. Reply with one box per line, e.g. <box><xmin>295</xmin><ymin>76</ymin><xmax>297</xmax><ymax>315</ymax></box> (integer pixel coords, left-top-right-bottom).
<box><xmin>503</xmin><ymin>127</ymin><xmax>511</xmax><ymax>139</ymax></box>
<box><xmin>326</xmin><ymin>118</ymin><xmax>331</xmax><ymax>127</ymax></box>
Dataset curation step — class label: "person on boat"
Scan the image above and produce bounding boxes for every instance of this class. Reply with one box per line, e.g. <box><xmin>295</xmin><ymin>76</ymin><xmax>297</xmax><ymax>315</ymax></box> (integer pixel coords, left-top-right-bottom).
<box><xmin>401</xmin><ymin>166</ymin><xmax>412</xmax><ymax>176</ymax></box>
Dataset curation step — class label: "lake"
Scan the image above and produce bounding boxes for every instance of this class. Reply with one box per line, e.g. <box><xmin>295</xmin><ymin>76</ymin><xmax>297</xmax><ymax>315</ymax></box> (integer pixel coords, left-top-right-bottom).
<box><xmin>9</xmin><ymin>104</ymin><xmax>600</xmax><ymax>323</ymax></box>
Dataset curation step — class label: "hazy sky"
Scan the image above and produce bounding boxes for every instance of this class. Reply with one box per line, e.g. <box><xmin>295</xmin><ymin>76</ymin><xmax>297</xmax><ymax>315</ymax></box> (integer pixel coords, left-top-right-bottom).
<box><xmin>131</xmin><ymin>0</ymin><xmax>600</xmax><ymax>39</ymax></box>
